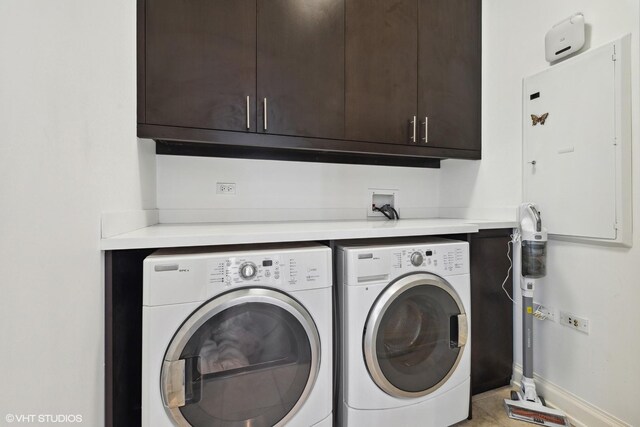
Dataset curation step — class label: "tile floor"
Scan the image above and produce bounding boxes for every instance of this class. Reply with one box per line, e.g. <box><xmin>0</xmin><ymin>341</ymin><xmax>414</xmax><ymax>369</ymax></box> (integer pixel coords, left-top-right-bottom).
<box><xmin>453</xmin><ymin>387</ymin><xmax>557</xmax><ymax>427</ymax></box>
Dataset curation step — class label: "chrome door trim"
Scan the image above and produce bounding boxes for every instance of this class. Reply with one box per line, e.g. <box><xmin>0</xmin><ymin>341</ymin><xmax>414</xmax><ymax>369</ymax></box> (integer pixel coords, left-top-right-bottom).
<box><xmin>161</xmin><ymin>288</ymin><xmax>321</xmax><ymax>427</ymax></box>
<box><xmin>363</xmin><ymin>273</ymin><xmax>467</xmax><ymax>399</ymax></box>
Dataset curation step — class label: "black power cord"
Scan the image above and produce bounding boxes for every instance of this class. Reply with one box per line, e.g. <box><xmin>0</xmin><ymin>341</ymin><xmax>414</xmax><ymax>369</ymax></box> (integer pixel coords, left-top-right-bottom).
<box><xmin>372</xmin><ymin>204</ymin><xmax>400</xmax><ymax>220</ymax></box>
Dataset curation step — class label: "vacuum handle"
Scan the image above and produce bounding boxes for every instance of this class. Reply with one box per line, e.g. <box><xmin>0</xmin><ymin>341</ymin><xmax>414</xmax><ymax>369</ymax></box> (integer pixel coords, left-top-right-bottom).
<box><xmin>530</xmin><ymin>206</ymin><xmax>542</xmax><ymax>232</ymax></box>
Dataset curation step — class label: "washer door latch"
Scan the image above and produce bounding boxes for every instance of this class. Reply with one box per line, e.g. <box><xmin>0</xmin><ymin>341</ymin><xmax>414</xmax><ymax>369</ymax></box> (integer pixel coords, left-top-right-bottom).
<box><xmin>450</xmin><ymin>314</ymin><xmax>468</xmax><ymax>348</ymax></box>
<box><xmin>162</xmin><ymin>359</ymin><xmax>186</xmax><ymax>409</ymax></box>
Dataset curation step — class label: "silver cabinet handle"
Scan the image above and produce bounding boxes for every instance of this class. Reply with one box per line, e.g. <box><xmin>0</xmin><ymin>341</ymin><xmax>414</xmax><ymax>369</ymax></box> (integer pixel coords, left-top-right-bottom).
<box><xmin>246</xmin><ymin>96</ymin><xmax>250</xmax><ymax>130</ymax></box>
<box><xmin>410</xmin><ymin>116</ymin><xmax>417</xmax><ymax>143</ymax></box>
<box><xmin>263</xmin><ymin>98</ymin><xmax>268</xmax><ymax>131</ymax></box>
<box><xmin>421</xmin><ymin>117</ymin><xmax>428</xmax><ymax>143</ymax></box>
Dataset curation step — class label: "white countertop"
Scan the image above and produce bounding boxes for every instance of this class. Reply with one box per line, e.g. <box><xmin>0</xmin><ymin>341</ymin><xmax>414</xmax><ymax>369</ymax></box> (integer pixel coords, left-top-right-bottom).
<box><xmin>101</xmin><ymin>218</ymin><xmax>517</xmax><ymax>250</ymax></box>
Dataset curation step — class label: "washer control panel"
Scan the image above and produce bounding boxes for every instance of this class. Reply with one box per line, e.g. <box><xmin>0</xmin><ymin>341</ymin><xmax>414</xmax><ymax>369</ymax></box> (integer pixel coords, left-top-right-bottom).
<box><xmin>144</xmin><ymin>245</ymin><xmax>331</xmax><ymax>306</ymax></box>
<box><xmin>209</xmin><ymin>256</ymin><xmax>283</xmax><ymax>286</ymax></box>
<box><xmin>239</xmin><ymin>262</ymin><xmax>258</xmax><ymax>280</ymax></box>
<box><xmin>397</xmin><ymin>245</ymin><xmax>466</xmax><ymax>273</ymax></box>
<box><xmin>410</xmin><ymin>251</ymin><xmax>424</xmax><ymax>267</ymax></box>
<box><xmin>206</xmin><ymin>248</ymin><xmax>330</xmax><ymax>292</ymax></box>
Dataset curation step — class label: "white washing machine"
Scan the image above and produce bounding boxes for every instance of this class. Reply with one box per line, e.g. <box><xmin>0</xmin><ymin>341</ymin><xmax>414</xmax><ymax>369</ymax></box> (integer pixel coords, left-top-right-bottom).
<box><xmin>337</xmin><ymin>238</ymin><xmax>471</xmax><ymax>427</ymax></box>
<box><xmin>142</xmin><ymin>243</ymin><xmax>333</xmax><ymax>427</ymax></box>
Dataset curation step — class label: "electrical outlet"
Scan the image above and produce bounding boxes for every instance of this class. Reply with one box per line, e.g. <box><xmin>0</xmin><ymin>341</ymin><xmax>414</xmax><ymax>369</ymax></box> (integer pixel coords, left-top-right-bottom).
<box><xmin>533</xmin><ymin>302</ymin><xmax>555</xmax><ymax>322</ymax></box>
<box><xmin>367</xmin><ymin>188</ymin><xmax>398</xmax><ymax>218</ymax></box>
<box><xmin>216</xmin><ymin>182</ymin><xmax>236</xmax><ymax>195</ymax></box>
<box><xmin>559</xmin><ymin>311</ymin><xmax>590</xmax><ymax>334</ymax></box>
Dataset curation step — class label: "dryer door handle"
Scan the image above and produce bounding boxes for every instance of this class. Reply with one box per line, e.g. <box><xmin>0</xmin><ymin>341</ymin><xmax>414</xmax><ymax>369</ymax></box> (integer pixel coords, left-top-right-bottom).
<box><xmin>450</xmin><ymin>314</ymin><xmax>468</xmax><ymax>348</ymax></box>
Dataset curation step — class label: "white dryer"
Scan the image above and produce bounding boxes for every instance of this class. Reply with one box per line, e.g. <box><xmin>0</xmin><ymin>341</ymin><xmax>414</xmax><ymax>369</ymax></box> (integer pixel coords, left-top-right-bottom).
<box><xmin>337</xmin><ymin>238</ymin><xmax>470</xmax><ymax>427</ymax></box>
<box><xmin>142</xmin><ymin>243</ymin><xmax>332</xmax><ymax>427</ymax></box>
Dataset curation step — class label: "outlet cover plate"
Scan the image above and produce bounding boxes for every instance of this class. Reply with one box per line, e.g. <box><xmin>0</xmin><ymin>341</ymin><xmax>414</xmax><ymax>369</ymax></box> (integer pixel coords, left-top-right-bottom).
<box><xmin>559</xmin><ymin>311</ymin><xmax>590</xmax><ymax>334</ymax></box>
<box><xmin>216</xmin><ymin>182</ymin><xmax>237</xmax><ymax>195</ymax></box>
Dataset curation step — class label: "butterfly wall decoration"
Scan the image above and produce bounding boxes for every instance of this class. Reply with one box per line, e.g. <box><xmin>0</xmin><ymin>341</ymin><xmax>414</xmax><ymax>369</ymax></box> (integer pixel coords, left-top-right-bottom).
<box><xmin>531</xmin><ymin>113</ymin><xmax>549</xmax><ymax>126</ymax></box>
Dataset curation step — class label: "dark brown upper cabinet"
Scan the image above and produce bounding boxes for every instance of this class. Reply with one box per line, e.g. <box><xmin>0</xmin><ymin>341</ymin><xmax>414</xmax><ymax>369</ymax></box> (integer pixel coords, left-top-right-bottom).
<box><xmin>257</xmin><ymin>0</ymin><xmax>345</xmax><ymax>139</ymax></box>
<box><xmin>144</xmin><ymin>0</ymin><xmax>257</xmax><ymax>132</ymax></box>
<box><xmin>138</xmin><ymin>0</ymin><xmax>481</xmax><ymax>166</ymax></box>
<box><xmin>345</xmin><ymin>0</ymin><xmax>481</xmax><ymax>150</ymax></box>
<box><xmin>418</xmin><ymin>0</ymin><xmax>481</xmax><ymax>150</ymax></box>
<box><xmin>345</xmin><ymin>0</ymin><xmax>418</xmax><ymax>145</ymax></box>
<box><xmin>143</xmin><ymin>0</ymin><xmax>343</xmax><ymax>140</ymax></box>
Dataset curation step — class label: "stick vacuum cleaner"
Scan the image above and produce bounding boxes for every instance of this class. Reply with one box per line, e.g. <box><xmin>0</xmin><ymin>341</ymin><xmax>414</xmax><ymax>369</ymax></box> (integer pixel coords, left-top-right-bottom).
<box><xmin>504</xmin><ymin>203</ymin><xmax>570</xmax><ymax>427</ymax></box>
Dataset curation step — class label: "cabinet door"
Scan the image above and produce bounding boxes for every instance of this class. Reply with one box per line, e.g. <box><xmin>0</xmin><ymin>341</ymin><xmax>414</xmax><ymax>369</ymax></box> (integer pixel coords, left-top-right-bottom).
<box><xmin>257</xmin><ymin>0</ymin><xmax>344</xmax><ymax>139</ymax></box>
<box><xmin>469</xmin><ymin>230</ymin><xmax>513</xmax><ymax>395</ymax></box>
<box><xmin>418</xmin><ymin>0</ymin><xmax>481</xmax><ymax>150</ymax></box>
<box><xmin>145</xmin><ymin>0</ymin><xmax>256</xmax><ymax>131</ymax></box>
<box><xmin>345</xmin><ymin>0</ymin><xmax>418</xmax><ymax>145</ymax></box>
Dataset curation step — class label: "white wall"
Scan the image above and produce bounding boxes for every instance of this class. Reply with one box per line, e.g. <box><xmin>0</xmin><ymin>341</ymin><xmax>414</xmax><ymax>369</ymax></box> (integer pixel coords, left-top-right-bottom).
<box><xmin>0</xmin><ymin>1</ymin><xmax>155</xmax><ymax>425</ymax></box>
<box><xmin>2</xmin><ymin>0</ymin><xmax>639</xmax><ymax>425</ymax></box>
<box><xmin>448</xmin><ymin>1</ymin><xmax>640</xmax><ymax>425</ymax></box>
<box><xmin>157</xmin><ymin>155</ymin><xmax>440</xmax><ymax>223</ymax></box>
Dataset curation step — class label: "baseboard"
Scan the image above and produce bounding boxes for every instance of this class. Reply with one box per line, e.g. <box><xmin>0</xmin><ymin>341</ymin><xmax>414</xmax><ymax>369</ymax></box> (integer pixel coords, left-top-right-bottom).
<box><xmin>511</xmin><ymin>364</ymin><xmax>630</xmax><ymax>427</ymax></box>
<box><xmin>101</xmin><ymin>210</ymin><xmax>159</xmax><ymax>238</ymax></box>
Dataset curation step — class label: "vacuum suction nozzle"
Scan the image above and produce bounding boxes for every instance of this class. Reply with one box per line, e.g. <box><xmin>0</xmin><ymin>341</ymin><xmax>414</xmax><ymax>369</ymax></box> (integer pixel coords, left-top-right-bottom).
<box><xmin>504</xmin><ymin>397</ymin><xmax>570</xmax><ymax>427</ymax></box>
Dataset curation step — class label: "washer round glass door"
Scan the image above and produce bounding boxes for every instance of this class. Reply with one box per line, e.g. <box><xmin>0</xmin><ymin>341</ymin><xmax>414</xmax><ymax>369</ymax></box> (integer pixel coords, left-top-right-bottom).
<box><xmin>161</xmin><ymin>288</ymin><xmax>320</xmax><ymax>427</ymax></box>
<box><xmin>363</xmin><ymin>273</ymin><xmax>468</xmax><ymax>398</ymax></box>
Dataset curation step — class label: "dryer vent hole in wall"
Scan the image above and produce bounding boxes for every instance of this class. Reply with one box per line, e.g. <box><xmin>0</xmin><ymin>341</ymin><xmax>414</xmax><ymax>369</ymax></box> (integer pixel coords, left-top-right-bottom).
<box><xmin>368</xmin><ymin>189</ymin><xmax>399</xmax><ymax>219</ymax></box>
<box><xmin>372</xmin><ymin>204</ymin><xmax>400</xmax><ymax>220</ymax></box>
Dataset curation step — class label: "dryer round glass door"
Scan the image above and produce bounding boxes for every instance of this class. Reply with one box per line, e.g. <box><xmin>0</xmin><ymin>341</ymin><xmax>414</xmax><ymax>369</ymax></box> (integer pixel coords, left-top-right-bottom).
<box><xmin>363</xmin><ymin>273</ymin><xmax>468</xmax><ymax>398</ymax></box>
<box><xmin>161</xmin><ymin>288</ymin><xmax>320</xmax><ymax>427</ymax></box>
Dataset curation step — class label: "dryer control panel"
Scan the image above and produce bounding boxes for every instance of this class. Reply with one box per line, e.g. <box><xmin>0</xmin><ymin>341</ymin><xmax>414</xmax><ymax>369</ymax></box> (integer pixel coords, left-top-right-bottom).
<box><xmin>397</xmin><ymin>245</ymin><xmax>467</xmax><ymax>273</ymax></box>
<box><xmin>341</xmin><ymin>239</ymin><xmax>469</xmax><ymax>286</ymax></box>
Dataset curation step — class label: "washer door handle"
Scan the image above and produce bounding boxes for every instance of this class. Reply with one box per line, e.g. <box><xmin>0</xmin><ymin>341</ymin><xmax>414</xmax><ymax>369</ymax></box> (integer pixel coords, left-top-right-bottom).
<box><xmin>450</xmin><ymin>314</ymin><xmax>468</xmax><ymax>348</ymax></box>
<box><xmin>162</xmin><ymin>357</ymin><xmax>202</xmax><ymax>409</ymax></box>
<box><xmin>162</xmin><ymin>359</ymin><xmax>186</xmax><ymax>409</ymax></box>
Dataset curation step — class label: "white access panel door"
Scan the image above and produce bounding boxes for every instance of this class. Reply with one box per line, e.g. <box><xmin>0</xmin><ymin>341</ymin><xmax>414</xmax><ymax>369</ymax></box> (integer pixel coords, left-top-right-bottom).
<box><xmin>523</xmin><ymin>35</ymin><xmax>632</xmax><ymax>246</ymax></box>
